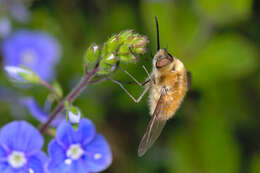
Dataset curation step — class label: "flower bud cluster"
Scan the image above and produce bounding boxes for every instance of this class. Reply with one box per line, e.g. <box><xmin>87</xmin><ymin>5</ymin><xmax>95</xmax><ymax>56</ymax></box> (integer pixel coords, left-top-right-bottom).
<box><xmin>84</xmin><ymin>30</ymin><xmax>149</xmax><ymax>75</ymax></box>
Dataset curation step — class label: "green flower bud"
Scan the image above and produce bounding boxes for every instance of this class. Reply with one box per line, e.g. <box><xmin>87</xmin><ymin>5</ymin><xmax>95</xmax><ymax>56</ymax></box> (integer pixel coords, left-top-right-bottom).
<box><xmin>98</xmin><ymin>53</ymin><xmax>118</xmax><ymax>75</ymax></box>
<box><xmin>84</xmin><ymin>43</ymin><xmax>100</xmax><ymax>70</ymax></box>
<box><xmin>66</xmin><ymin>106</ymin><xmax>81</xmax><ymax>124</ymax></box>
<box><xmin>4</xmin><ymin>66</ymin><xmax>41</xmax><ymax>84</ymax></box>
<box><xmin>118</xmin><ymin>30</ymin><xmax>134</xmax><ymax>43</ymax></box>
<box><xmin>95</xmin><ymin>30</ymin><xmax>149</xmax><ymax>75</ymax></box>
<box><xmin>118</xmin><ymin>44</ymin><xmax>130</xmax><ymax>55</ymax></box>
<box><xmin>131</xmin><ymin>47</ymin><xmax>147</xmax><ymax>54</ymax></box>
<box><xmin>119</xmin><ymin>54</ymin><xmax>137</xmax><ymax>63</ymax></box>
<box><xmin>106</xmin><ymin>35</ymin><xmax>119</xmax><ymax>53</ymax></box>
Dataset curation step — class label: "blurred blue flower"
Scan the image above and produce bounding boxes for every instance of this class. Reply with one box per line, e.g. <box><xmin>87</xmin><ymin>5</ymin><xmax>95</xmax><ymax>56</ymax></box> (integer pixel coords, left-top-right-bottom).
<box><xmin>0</xmin><ymin>0</ymin><xmax>31</xmax><ymax>23</ymax></box>
<box><xmin>2</xmin><ymin>30</ymin><xmax>61</xmax><ymax>81</ymax></box>
<box><xmin>0</xmin><ymin>17</ymin><xmax>11</xmax><ymax>38</ymax></box>
<box><xmin>47</xmin><ymin>118</ymin><xmax>112</xmax><ymax>173</ymax></box>
<box><xmin>0</xmin><ymin>121</ymin><xmax>48</xmax><ymax>173</ymax></box>
<box><xmin>20</xmin><ymin>97</ymin><xmax>64</xmax><ymax>127</ymax></box>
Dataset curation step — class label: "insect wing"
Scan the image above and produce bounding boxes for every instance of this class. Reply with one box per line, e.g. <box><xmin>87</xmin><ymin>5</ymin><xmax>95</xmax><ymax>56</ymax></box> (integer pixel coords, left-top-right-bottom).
<box><xmin>138</xmin><ymin>89</ymin><xmax>167</xmax><ymax>157</ymax></box>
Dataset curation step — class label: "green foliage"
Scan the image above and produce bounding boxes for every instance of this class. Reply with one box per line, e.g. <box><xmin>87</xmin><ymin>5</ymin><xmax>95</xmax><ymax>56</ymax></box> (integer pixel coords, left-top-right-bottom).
<box><xmin>141</xmin><ymin>1</ymin><xmax>200</xmax><ymax>57</ymax></box>
<box><xmin>190</xmin><ymin>33</ymin><xmax>258</xmax><ymax>87</ymax></box>
<box><xmin>250</xmin><ymin>154</ymin><xmax>260</xmax><ymax>173</ymax></box>
<box><xmin>194</xmin><ymin>0</ymin><xmax>253</xmax><ymax>25</ymax></box>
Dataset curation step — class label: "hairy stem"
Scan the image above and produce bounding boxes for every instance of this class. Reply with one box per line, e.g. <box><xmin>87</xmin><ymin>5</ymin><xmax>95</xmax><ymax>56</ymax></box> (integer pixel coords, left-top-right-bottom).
<box><xmin>39</xmin><ymin>64</ymin><xmax>99</xmax><ymax>133</ymax></box>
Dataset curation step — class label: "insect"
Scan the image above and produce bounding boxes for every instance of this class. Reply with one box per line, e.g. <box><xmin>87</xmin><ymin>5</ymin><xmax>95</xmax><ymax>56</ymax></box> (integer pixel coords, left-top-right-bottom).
<box><xmin>109</xmin><ymin>17</ymin><xmax>191</xmax><ymax>157</ymax></box>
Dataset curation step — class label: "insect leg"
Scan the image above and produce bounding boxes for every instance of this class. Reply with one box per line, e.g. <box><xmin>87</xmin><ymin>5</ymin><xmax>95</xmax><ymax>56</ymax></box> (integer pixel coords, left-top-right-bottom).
<box><xmin>117</xmin><ymin>65</ymin><xmax>153</xmax><ymax>86</ymax></box>
<box><xmin>117</xmin><ymin>66</ymin><xmax>147</xmax><ymax>86</ymax></box>
<box><xmin>108</xmin><ymin>77</ymin><xmax>150</xmax><ymax>103</ymax></box>
<box><xmin>142</xmin><ymin>65</ymin><xmax>155</xmax><ymax>84</ymax></box>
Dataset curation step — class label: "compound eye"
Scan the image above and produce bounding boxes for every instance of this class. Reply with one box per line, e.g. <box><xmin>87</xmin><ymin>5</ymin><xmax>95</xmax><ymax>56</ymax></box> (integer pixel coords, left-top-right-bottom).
<box><xmin>156</xmin><ymin>58</ymin><xmax>171</xmax><ymax>68</ymax></box>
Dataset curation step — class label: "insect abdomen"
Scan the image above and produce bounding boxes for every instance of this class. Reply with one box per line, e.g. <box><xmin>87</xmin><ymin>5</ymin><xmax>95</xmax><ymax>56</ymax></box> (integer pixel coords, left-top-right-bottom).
<box><xmin>149</xmin><ymin>72</ymin><xmax>188</xmax><ymax>120</ymax></box>
<box><xmin>165</xmin><ymin>72</ymin><xmax>188</xmax><ymax>119</ymax></box>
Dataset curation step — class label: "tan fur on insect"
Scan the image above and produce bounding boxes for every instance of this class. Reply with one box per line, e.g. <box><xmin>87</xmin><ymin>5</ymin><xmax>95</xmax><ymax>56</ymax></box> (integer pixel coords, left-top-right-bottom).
<box><xmin>148</xmin><ymin>49</ymin><xmax>188</xmax><ymax>120</ymax></box>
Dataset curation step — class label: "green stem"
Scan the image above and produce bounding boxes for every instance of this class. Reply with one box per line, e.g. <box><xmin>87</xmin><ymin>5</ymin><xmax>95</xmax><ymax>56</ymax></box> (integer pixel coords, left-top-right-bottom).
<box><xmin>39</xmin><ymin>64</ymin><xmax>99</xmax><ymax>133</ymax></box>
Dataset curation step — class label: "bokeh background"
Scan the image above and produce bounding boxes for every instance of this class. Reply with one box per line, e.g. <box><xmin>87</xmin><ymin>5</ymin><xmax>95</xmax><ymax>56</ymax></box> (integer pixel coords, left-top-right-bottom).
<box><xmin>0</xmin><ymin>0</ymin><xmax>260</xmax><ymax>173</ymax></box>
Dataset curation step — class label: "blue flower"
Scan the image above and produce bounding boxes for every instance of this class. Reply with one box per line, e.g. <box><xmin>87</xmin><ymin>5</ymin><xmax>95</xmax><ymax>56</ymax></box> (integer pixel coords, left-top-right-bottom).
<box><xmin>20</xmin><ymin>97</ymin><xmax>64</xmax><ymax>127</ymax></box>
<box><xmin>2</xmin><ymin>30</ymin><xmax>61</xmax><ymax>81</ymax></box>
<box><xmin>0</xmin><ymin>0</ymin><xmax>31</xmax><ymax>23</ymax></box>
<box><xmin>47</xmin><ymin>118</ymin><xmax>112</xmax><ymax>173</ymax></box>
<box><xmin>0</xmin><ymin>17</ymin><xmax>11</xmax><ymax>38</ymax></box>
<box><xmin>0</xmin><ymin>121</ymin><xmax>48</xmax><ymax>173</ymax></box>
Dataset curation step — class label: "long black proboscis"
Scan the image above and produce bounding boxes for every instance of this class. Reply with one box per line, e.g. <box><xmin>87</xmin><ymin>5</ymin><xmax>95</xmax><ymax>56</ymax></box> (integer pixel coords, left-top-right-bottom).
<box><xmin>155</xmin><ymin>16</ymin><xmax>160</xmax><ymax>50</ymax></box>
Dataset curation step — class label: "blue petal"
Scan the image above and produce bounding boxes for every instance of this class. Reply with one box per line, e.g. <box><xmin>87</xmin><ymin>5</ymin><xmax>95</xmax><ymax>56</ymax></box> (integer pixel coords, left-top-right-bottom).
<box><xmin>67</xmin><ymin>160</ymin><xmax>89</xmax><ymax>173</ymax></box>
<box><xmin>20</xmin><ymin>97</ymin><xmax>64</xmax><ymax>127</ymax></box>
<box><xmin>47</xmin><ymin>140</ymin><xmax>68</xmax><ymax>173</ymax></box>
<box><xmin>56</xmin><ymin>118</ymin><xmax>96</xmax><ymax>147</ymax></box>
<box><xmin>34</xmin><ymin>151</ymin><xmax>48</xmax><ymax>164</ymax></box>
<box><xmin>82</xmin><ymin>134</ymin><xmax>112</xmax><ymax>172</ymax></box>
<box><xmin>0</xmin><ymin>162</ymin><xmax>27</xmax><ymax>173</ymax></box>
<box><xmin>27</xmin><ymin>151</ymin><xmax>48</xmax><ymax>173</ymax></box>
<box><xmin>14</xmin><ymin>169</ymin><xmax>27</xmax><ymax>173</ymax></box>
<box><xmin>0</xmin><ymin>121</ymin><xmax>43</xmax><ymax>154</ymax></box>
<box><xmin>0</xmin><ymin>145</ymin><xmax>7</xmax><ymax>159</ymax></box>
<box><xmin>0</xmin><ymin>162</ymin><xmax>12</xmax><ymax>173</ymax></box>
<box><xmin>48</xmin><ymin>140</ymin><xmax>65</xmax><ymax>160</ymax></box>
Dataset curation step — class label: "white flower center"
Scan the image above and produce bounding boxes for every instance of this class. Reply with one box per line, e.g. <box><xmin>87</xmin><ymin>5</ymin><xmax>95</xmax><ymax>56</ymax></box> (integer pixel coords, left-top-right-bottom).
<box><xmin>7</xmin><ymin>151</ymin><xmax>27</xmax><ymax>168</ymax></box>
<box><xmin>20</xmin><ymin>49</ymin><xmax>36</xmax><ymax>66</ymax></box>
<box><xmin>66</xmin><ymin>144</ymin><xmax>84</xmax><ymax>160</ymax></box>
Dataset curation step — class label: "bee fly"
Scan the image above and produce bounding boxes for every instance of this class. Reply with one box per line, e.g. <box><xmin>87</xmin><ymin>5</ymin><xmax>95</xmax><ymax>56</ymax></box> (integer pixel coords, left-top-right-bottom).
<box><xmin>109</xmin><ymin>17</ymin><xmax>191</xmax><ymax>157</ymax></box>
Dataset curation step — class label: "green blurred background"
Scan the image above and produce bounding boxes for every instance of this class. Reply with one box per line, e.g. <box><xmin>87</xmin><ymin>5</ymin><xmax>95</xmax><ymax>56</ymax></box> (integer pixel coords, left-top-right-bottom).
<box><xmin>1</xmin><ymin>0</ymin><xmax>260</xmax><ymax>173</ymax></box>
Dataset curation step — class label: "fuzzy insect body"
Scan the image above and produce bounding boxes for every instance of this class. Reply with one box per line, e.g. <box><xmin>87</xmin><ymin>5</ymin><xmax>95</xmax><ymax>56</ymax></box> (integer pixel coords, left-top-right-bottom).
<box><xmin>149</xmin><ymin>50</ymin><xmax>188</xmax><ymax>120</ymax></box>
<box><xmin>138</xmin><ymin>48</ymin><xmax>189</xmax><ymax>156</ymax></box>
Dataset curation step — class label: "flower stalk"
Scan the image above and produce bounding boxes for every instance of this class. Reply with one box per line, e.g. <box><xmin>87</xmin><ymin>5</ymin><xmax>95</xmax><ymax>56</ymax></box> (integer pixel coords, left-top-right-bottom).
<box><xmin>39</xmin><ymin>63</ymin><xmax>99</xmax><ymax>133</ymax></box>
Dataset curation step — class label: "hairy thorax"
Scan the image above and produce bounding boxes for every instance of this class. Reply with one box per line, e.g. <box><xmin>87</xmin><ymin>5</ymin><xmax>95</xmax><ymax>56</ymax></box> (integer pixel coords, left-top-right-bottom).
<box><xmin>148</xmin><ymin>69</ymin><xmax>188</xmax><ymax>120</ymax></box>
